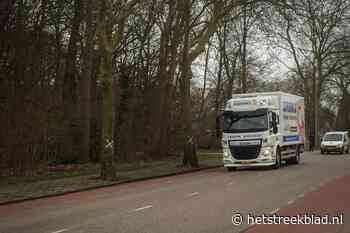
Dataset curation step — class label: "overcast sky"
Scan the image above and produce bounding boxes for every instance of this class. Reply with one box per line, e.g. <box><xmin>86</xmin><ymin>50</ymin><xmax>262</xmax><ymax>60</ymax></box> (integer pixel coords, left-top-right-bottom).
<box><xmin>191</xmin><ymin>38</ymin><xmax>294</xmax><ymax>89</ymax></box>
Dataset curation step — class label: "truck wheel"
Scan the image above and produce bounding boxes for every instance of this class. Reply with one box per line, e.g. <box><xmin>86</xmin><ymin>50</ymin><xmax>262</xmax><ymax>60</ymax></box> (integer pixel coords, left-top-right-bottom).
<box><xmin>288</xmin><ymin>146</ymin><xmax>300</xmax><ymax>165</ymax></box>
<box><xmin>340</xmin><ymin>147</ymin><xmax>344</xmax><ymax>155</ymax></box>
<box><xmin>273</xmin><ymin>148</ymin><xmax>281</xmax><ymax>169</ymax></box>
<box><xmin>321</xmin><ymin>150</ymin><xmax>324</xmax><ymax>155</ymax></box>
<box><xmin>227</xmin><ymin>167</ymin><xmax>236</xmax><ymax>172</ymax></box>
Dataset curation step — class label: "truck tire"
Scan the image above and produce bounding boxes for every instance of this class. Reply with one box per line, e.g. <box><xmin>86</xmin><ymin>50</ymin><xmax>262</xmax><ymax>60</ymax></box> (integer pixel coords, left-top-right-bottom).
<box><xmin>288</xmin><ymin>146</ymin><xmax>300</xmax><ymax>165</ymax></box>
<box><xmin>340</xmin><ymin>147</ymin><xmax>344</xmax><ymax>155</ymax></box>
<box><xmin>273</xmin><ymin>148</ymin><xmax>281</xmax><ymax>169</ymax></box>
<box><xmin>227</xmin><ymin>167</ymin><xmax>236</xmax><ymax>172</ymax></box>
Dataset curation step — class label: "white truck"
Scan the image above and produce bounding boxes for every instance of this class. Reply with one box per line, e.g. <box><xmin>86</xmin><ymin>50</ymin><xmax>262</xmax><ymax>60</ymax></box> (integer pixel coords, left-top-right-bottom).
<box><xmin>221</xmin><ymin>92</ymin><xmax>305</xmax><ymax>171</ymax></box>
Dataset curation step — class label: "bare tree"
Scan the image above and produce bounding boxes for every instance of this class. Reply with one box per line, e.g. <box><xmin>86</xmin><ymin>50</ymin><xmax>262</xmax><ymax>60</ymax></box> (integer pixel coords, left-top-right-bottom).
<box><xmin>268</xmin><ymin>0</ymin><xmax>350</xmax><ymax>149</ymax></box>
<box><xmin>97</xmin><ymin>0</ymin><xmax>140</xmax><ymax>180</ymax></box>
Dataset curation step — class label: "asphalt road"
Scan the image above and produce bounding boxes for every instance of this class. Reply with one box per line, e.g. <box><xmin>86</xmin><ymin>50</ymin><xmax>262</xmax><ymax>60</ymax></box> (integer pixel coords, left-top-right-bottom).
<box><xmin>1</xmin><ymin>152</ymin><xmax>350</xmax><ymax>233</ymax></box>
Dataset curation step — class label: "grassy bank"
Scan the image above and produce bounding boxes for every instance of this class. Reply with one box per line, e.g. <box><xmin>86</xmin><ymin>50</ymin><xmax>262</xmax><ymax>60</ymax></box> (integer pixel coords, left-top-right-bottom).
<box><xmin>0</xmin><ymin>151</ymin><xmax>222</xmax><ymax>204</ymax></box>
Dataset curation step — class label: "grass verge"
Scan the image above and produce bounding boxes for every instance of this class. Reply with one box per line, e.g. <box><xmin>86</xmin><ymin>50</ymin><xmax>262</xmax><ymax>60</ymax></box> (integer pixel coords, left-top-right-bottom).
<box><xmin>0</xmin><ymin>151</ymin><xmax>222</xmax><ymax>204</ymax></box>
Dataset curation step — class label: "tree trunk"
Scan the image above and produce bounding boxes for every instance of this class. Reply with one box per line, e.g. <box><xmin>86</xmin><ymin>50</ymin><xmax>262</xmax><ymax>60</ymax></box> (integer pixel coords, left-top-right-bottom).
<box><xmin>240</xmin><ymin>3</ymin><xmax>248</xmax><ymax>93</ymax></box>
<box><xmin>199</xmin><ymin>41</ymin><xmax>210</xmax><ymax>119</ymax></box>
<box><xmin>148</xmin><ymin>0</ymin><xmax>180</xmax><ymax>159</ymax></box>
<box><xmin>303</xmin><ymin>77</ymin><xmax>311</xmax><ymax>151</ymax></box>
<box><xmin>215</xmin><ymin>36</ymin><xmax>224</xmax><ymax>143</ymax></box>
<box><xmin>62</xmin><ymin>0</ymin><xmax>83</xmax><ymax>163</ymax></box>
<box><xmin>113</xmin><ymin>65</ymin><xmax>132</xmax><ymax>161</ymax></box>
<box><xmin>0</xmin><ymin>0</ymin><xmax>15</xmax><ymax>31</ymax></box>
<box><xmin>181</xmin><ymin>0</ymin><xmax>198</xmax><ymax>168</ymax></box>
<box><xmin>80</xmin><ymin>0</ymin><xmax>95</xmax><ymax>162</ymax></box>
<box><xmin>97</xmin><ymin>0</ymin><xmax>116</xmax><ymax>180</ymax></box>
<box><xmin>148</xmin><ymin>28</ymin><xmax>170</xmax><ymax>158</ymax></box>
<box><xmin>335</xmin><ymin>90</ymin><xmax>350</xmax><ymax>130</ymax></box>
<box><xmin>314</xmin><ymin>57</ymin><xmax>322</xmax><ymax>149</ymax></box>
<box><xmin>112</xmin><ymin>15</ymin><xmax>128</xmax><ymax>161</ymax></box>
<box><xmin>90</xmin><ymin>55</ymin><xmax>103</xmax><ymax>162</ymax></box>
<box><xmin>198</xmin><ymin>41</ymin><xmax>210</xmax><ymax>143</ymax></box>
<box><xmin>224</xmin><ymin>52</ymin><xmax>237</xmax><ymax>102</ymax></box>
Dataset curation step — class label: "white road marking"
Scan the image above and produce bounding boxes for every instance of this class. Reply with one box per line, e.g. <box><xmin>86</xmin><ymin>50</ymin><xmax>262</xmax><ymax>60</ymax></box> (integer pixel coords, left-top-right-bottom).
<box><xmin>188</xmin><ymin>192</ymin><xmax>200</xmax><ymax>197</ymax></box>
<box><xmin>287</xmin><ymin>200</ymin><xmax>295</xmax><ymax>205</ymax></box>
<box><xmin>134</xmin><ymin>205</ymin><xmax>153</xmax><ymax>212</ymax></box>
<box><xmin>298</xmin><ymin>193</ymin><xmax>305</xmax><ymax>199</ymax></box>
<box><xmin>51</xmin><ymin>229</ymin><xmax>68</xmax><ymax>233</ymax></box>
<box><xmin>270</xmin><ymin>208</ymin><xmax>280</xmax><ymax>214</ymax></box>
<box><xmin>227</xmin><ymin>181</ymin><xmax>236</xmax><ymax>186</ymax></box>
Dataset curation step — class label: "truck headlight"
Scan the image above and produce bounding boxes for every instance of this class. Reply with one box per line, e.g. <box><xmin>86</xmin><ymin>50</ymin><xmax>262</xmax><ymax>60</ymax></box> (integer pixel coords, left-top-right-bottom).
<box><xmin>262</xmin><ymin>147</ymin><xmax>272</xmax><ymax>157</ymax></box>
<box><xmin>223</xmin><ymin>150</ymin><xmax>230</xmax><ymax>158</ymax></box>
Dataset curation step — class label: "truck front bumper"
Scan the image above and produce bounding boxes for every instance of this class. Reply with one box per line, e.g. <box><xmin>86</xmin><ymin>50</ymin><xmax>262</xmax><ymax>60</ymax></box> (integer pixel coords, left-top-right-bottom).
<box><xmin>222</xmin><ymin>146</ymin><xmax>275</xmax><ymax>167</ymax></box>
<box><xmin>223</xmin><ymin>159</ymin><xmax>275</xmax><ymax>167</ymax></box>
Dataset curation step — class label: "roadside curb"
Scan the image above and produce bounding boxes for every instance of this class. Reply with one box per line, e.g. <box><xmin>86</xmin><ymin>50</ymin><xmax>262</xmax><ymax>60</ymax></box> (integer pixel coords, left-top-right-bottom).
<box><xmin>0</xmin><ymin>165</ymin><xmax>221</xmax><ymax>206</ymax></box>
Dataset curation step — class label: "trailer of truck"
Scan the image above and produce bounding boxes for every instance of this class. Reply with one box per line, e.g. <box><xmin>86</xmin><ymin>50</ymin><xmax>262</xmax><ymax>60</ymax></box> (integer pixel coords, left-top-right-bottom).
<box><xmin>221</xmin><ymin>92</ymin><xmax>305</xmax><ymax>171</ymax></box>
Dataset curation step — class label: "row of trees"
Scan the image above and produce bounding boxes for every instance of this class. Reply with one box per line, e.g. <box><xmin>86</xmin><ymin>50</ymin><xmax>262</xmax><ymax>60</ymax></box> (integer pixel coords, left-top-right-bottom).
<box><xmin>1</xmin><ymin>0</ymin><xmax>350</xmax><ymax>178</ymax></box>
<box><xmin>200</xmin><ymin>0</ymin><xmax>350</xmax><ymax>150</ymax></box>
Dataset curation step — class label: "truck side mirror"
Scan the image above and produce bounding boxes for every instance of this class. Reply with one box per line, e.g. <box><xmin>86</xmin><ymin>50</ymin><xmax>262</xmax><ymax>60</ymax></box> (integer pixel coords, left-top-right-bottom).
<box><xmin>273</xmin><ymin>124</ymin><xmax>278</xmax><ymax>134</ymax></box>
<box><xmin>272</xmin><ymin>112</ymin><xmax>278</xmax><ymax>134</ymax></box>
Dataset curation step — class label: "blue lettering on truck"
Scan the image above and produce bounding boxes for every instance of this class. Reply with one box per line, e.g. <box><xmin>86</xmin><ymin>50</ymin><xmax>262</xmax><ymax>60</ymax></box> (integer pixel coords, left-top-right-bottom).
<box><xmin>283</xmin><ymin>135</ymin><xmax>300</xmax><ymax>142</ymax></box>
<box><xmin>283</xmin><ymin>102</ymin><xmax>296</xmax><ymax>113</ymax></box>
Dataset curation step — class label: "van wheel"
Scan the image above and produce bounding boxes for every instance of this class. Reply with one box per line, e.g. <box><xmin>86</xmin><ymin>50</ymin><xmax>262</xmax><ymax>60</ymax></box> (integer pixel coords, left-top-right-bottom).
<box><xmin>227</xmin><ymin>167</ymin><xmax>236</xmax><ymax>172</ymax></box>
<box><xmin>273</xmin><ymin>148</ymin><xmax>281</xmax><ymax>169</ymax></box>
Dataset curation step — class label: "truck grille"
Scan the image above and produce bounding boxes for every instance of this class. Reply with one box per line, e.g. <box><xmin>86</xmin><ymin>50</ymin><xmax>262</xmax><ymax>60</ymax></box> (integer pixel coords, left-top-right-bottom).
<box><xmin>230</xmin><ymin>145</ymin><xmax>261</xmax><ymax>160</ymax></box>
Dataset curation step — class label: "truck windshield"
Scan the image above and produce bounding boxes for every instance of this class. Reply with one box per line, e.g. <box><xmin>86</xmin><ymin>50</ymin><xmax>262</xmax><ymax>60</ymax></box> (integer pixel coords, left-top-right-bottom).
<box><xmin>223</xmin><ymin>110</ymin><xmax>268</xmax><ymax>133</ymax></box>
<box><xmin>323</xmin><ymin>134</ymin><xmax>343</xmax><ymax>142</ymax></box>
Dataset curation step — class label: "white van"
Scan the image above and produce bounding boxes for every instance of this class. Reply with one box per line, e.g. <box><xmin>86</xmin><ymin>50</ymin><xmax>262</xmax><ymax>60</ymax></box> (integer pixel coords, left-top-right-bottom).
<box><xmin>321</xmin><ymin>131</ymin><xmax>349</xmax><ymax>154</ymax></box>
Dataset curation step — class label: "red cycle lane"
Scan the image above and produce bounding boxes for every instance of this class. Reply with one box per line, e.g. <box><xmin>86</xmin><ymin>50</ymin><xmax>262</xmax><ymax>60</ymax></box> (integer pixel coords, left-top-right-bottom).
<box><xmin>244</xmin><ymin>175</ymin><xmax>350</xmax><ymax>233</ymax></box>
